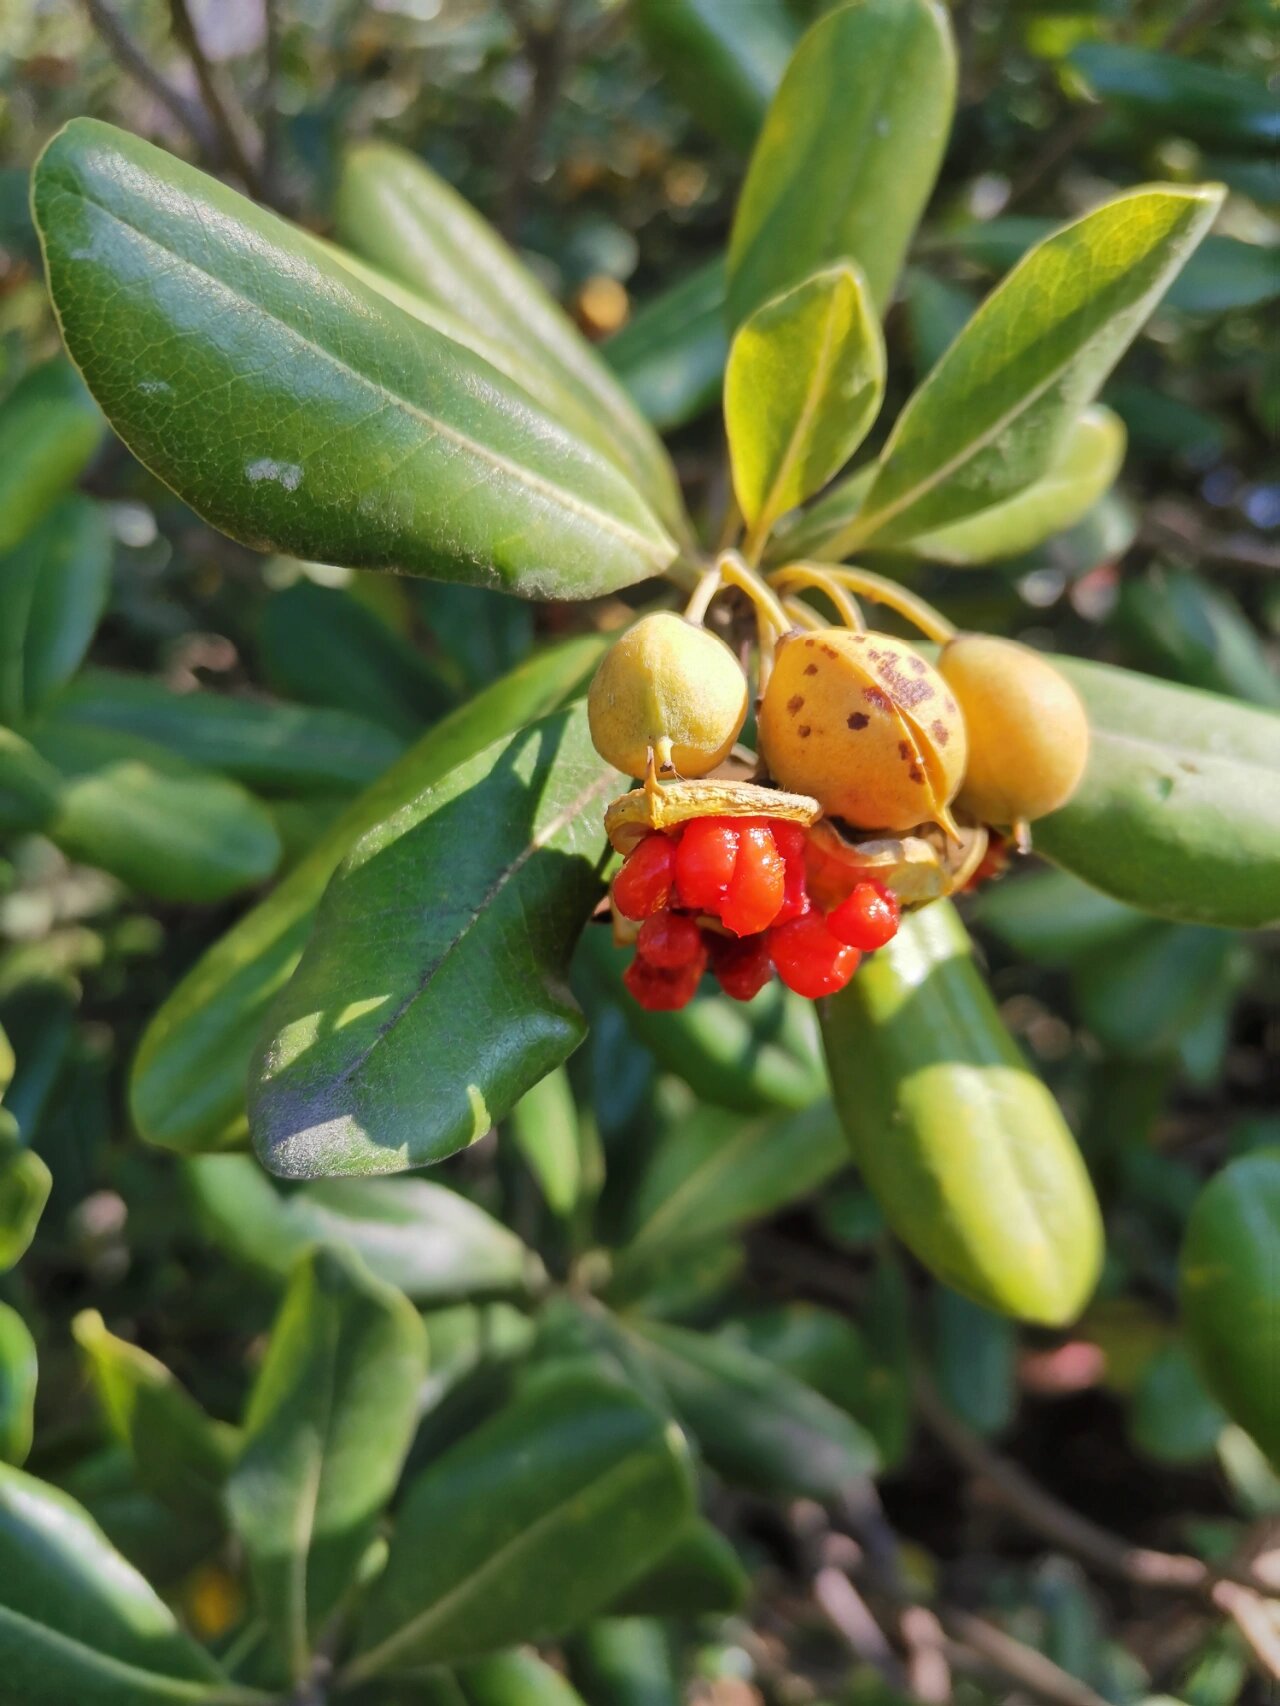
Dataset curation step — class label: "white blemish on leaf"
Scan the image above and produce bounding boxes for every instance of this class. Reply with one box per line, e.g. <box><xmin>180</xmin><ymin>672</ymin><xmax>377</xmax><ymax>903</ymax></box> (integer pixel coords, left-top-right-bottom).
<box><xmin>246</xmin><ymin>458</ymin><xmax>303</xmax><ymax>491</ymax></box>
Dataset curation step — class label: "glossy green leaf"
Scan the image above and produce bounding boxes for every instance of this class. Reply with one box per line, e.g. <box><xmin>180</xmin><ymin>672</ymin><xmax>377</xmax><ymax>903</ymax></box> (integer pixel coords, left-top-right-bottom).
<box><xmin>821</xmin><ymin>901</ymin><xmax>1103</xmax><ymax>1325</ymax></box>
<box><xmin>30</xmin><ymin>724</ymin><xmax>281</xmax><ymax>904</ymax></box>
<box><xmin>332</xmin><ymin>140</ymin><xmax>684</xmax><ymax>536</ymax></box>
<box><xmin>838</xmin><ymin>186</ymin><xmax>1222</xmax><ymax>551</ymax></box>
<box><xmin>1036</xmin><ymin>658</ymin><xmax>1280</xmax><ymax>929</ymax></box>
<box><xmin>931</xmin><ymin>1287</ymin><xmax>1016</xmax><ymax>1438</ymax></box>
<box><xmin>227</xmin><ymin>1245</ymin><xmax>427</xmax><ymax>1678</ymax></box>
<box><xmin>71</xmin><ymin>1310</ymin><xmax>237</xmax><ymax>1528</ymax></box>
<box><xmin>1180</xmin><ymin>1148</ymin><xmax>1280</xmax><ymax>1466</ymax></box>
<box><xmin>901</xmin><ymin>406</ymin><xmax>1126</xmax><ymax>565</ymax></box>
<box><xmin>0</xmin><ymin>728</ymin><xmax>61</xmax><ymax>835</ymax></box>
<box><xmin>0</xmin><ymin>1304</ymin><xmax>36</xmax><ymax>1466</ymax></box>
<box><xmin>628</xmin><ymin>1318</ymin><xmax>878</xmax><ymax>1497</ymax></box>
<box><xmin>603</xmin><ymin>260</ymin><xmax>728</xmax><ymax>433</ymax></box>
<box><xmin>50</xmin><ymin>668</ymin><xmax>406</xmax><ymax>794</ymax></box>
<box><xmin>726</xmin><ymin>264</ymin><xmax>884</xmax><ymax>541</ymax></box>
<box><xmin>1129</xmin><ymin>1344</ymin><xmax>1227</xmax><ymax>1465</ymax></box>
<box><xmin>606</xmin><ymin>1520</ymin><xmax>748</xmax><ymax>1618</ymax></box>
<box><xmin>1071</xmin><ymin>923</ymin><xmax>1248</xmax><ymax>1059</ymax></box>
<box><xmin>1116</xmin><ymin>569</ymin><xmax>1280</xmax><ymax>709</ymax></box>
<box><xmin>250</xmin><ymin>703</ymin><xmax>612</xmax><ymax>1178</ymax></box>
<box><xmin>970</xmin><ymin>866</ymin><xmax>1148</xmax><ymax>968</ymax></box>
<box><xmin>186</xmin><ymin>1154</ymin><xmax>539</xmax><ymax>1303</ymax></box>
<box><xmin>0</xmin><ymin>496</ymin><xmax>111</xmax><ymax>722</ymax></box>
<box><xmin>0</xmin><ymin>1145</ymin><xmax>52</xmax><ymax>1271</ymax></box>
<box><xmin>727</xmin><ymin>0</ymin><xmax>955</xmax><ymax>324</ymax></box>
<box><xmin>571</xmin><ymin>1619</ymin><xmax>678</xmax><ymax>1706</ymax></box>
<box><xmin>348</xmin><ymin>1370</ymin><xmax>694</xmax><ymax>1678</ymax></box>
<box><xmin>620</xmin><ymin>1101</ymin><xmax>847</xmax><ymax>1267</ymax></box>
<box><xmin>459</xmin><ymin>1651</ymin><xmax>588</xmax><ymax>1706</ymax></box>
<box><xmin>1068</xmin><ymin>43</ymin><xmax>1278</xmax><ymax>149</ymax></box>
<box><xmin>509</xmin><ymin>1066</ymin><xmax>581</xmax><ymax>1219</ymax></box>
<box><xmin>580</xmin><ymin>932</ymin><xmax>826</xmax><ymax>1113</ymax></box>
<box><xmin>258</xmin><ymin>580</ymin><xmax>450</xmax><ymax>740</ymax></box>
<box><xmin>0</xmin><ymin>1463</ymin><xmax>240</xmax><ymax>1706</ymax></box>
<box><xmin>633</xmin><ymin>0</ymin><xmax>795</xmax><ymax>149</ymax></box>
<box><xmin>34</xmin><ymin>120</ymin><xmax>676</xmax><ymax>600</ymax></box>
<box><xmin>0</xmin><ymin>360</ymin><xmax>103</xmax><ymax>555</ymax></box>
<box><xmin>130</xmin><ymin>636</ymin><xmax>605</xmax><ymax>1154</ymax></box>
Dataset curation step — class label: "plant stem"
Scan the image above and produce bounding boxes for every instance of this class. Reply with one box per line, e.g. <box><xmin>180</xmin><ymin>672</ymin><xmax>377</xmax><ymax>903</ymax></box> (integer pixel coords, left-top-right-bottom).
<box><xmin>167</xmin><ymin>0</ymin><xmax>264</xmax><ymax>195</ymax></box>
<box><xmin>785</xmin><ymin>563</ymin><xmax>955</xmax><ymax>644</ymax></box>
<box><xmin>770</xmin><ymin>563</ymin><xmax>865</xmax><ymax>630</ymax></box>
<box><xmin>682</xmin><ymin>563</ymin><xmax>722</xmax><ymax>626</ymax></box>
<box><xmin>718</xmin><ymin>550</ymin><xmax>793</xmax><ymax>638</ymax></box>
<box><xmin>81</xmin><ymin>0</ymin><xmax>216</xmax><ymax>156</ymax></box>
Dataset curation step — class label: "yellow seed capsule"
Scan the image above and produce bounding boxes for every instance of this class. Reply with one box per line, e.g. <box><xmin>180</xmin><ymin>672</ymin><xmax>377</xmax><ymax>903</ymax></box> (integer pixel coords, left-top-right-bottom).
<box><xmin>939</xmin><ymin>634</ymin><xmax>1089</xmax><ymax>825</ymax></box>
<box><xmin>588</xmin><ymin>612</ymin><xmax>748</xmax><ymax>779</ymax></box>
<box><xmin>759</xmin><ymin>628</ymin><xmax>967</xmax><ymax>834</ymax></box>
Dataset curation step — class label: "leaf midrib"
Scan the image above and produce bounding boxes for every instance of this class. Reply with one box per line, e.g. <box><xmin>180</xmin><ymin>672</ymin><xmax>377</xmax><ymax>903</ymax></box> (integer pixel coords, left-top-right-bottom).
<box><xmin>42</xmin><ymin>179</ymin><xmax>673</xmax><ymax>569</ymax></box>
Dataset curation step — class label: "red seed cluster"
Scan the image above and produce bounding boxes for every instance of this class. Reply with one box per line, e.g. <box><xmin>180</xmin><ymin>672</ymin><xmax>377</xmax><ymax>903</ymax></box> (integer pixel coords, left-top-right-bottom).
<box><xmin>612</xmin><ymin>816</ymin><xmax>900</xmax><ymax>1011</ymax></box>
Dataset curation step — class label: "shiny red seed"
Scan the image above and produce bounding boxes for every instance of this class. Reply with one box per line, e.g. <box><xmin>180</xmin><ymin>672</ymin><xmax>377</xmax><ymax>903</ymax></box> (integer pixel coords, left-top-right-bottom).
<box><xmin>721</xmin><ymin>825</ymin><xmax>786</xmax><ymax>936</ymax></box>
<box><xmin>675</xmin><ymin>817</ymin><xmax>740</xmax><ymax>914</ymax></box>
<box><xmin>827</xmin><ymin>881</ymin><xmax>901</xmax><ymax>951</ymax></box>
<box><xmin>708</xmin><ymin>932</ymin><xmax>773</xmax><ymax>1002</ymax></box>
<box><xmin>770</xmin><ymin>820</ymin><xmax>809</xmax><ymax>863</ymax></box>
<box><xmin>623</xmin><ymin>954</ymin><xmax>702</xmax><ymax>1011</ymax></box>
<box><xmin>613</xmin><ymin>833</ymin><xmax>676</xmax><ymax>921</ymax></box>
<box><xmin>772</xmin><ymin>833</ymin><xmax>810</xmax><ymax>925</ymax></box>
<box><xmin>637</xmin><ymin>910</ymin><xmax>707</xmax><ymax>971</ymax></box>
<box><xmin>768</xmin><ymin>912</ymin><xmax>860</xmax><ymax>1000</ymax></box>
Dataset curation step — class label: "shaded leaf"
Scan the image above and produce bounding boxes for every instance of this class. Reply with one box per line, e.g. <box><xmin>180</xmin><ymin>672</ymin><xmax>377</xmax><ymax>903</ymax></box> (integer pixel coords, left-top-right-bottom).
<box><xmin>459</xmin><ymin>1650</ymin><xmax>589</xmax><ymax>1706</ymax></box>
<box><xmin>0</xmin><ymin>1145</ymin><xmax>52</xmax><ymax>1271</ymax></box>
<box><xmin>570</xmin><ymin>1619</ymin><xmax>678</xmax><ymax>1706</ymax></box>
<box><xmin>227</xmin><ymin>1245</ymin><xmax>427</xmax><ymax>1678</ymax></box>
<box><xmin>509</xmin><ymin>1066</ymin><xmax>582</xmax><ymax>1220</ymax></box>
<box><xmin>821</xmin><ymin>901</ymin><xmax>1103</xmax><ymax>1326</ymax></box>
<box><xmin>186</xmin><ymin>1154</ymin><xmax>539</xmax><ymax>1303</ymax></box>
<box><xmin>603</xmin><ymin>260</ymin><xmax>728</xmax><ymax>434</ymax></box>
<box><xmin>1068</xmin><ymin>43</ymin><xmax>1278</xmax><ymax>149</ymax></box>
<box><xmin>349</xmin><ymin>1370</ymin><xmax>694</xmax><ymax>1677</ymax></box>
<box><xmin>606</xmin><ymin>1519</ymin><xmax>748</xmax><ymax>1618</ymax></box>
<box><xmin>130</xmin><ymin>637</ymin><xmax>605</xmax><ymax>1154</ymax></box>
<box><xmin>0</xmin><ymin>728</ymin><xmax>61</xmax><ymax>835</ymax></box>
<box><xmin>0</xmin><ymin>1304</ymin><xmax>36</xmax><ymax>1466</ymax></box>
<box><xmin>633</xmin><ymin>0</ymin><xmax>795</xmax><ymax>149</ymax></box>
<box><xmin>0</xmin><ymin>360</ymin><xmax>103</xmax><ymax>555</ymax></box>
<box><xmin>0</xmin><ymin>496</ymin><xmax>111</xmax><ymax>722</ymax></box>
<box><xmin>931</xmin><ymin>1287</ymin><xmax>1016</xmax><ymax>1437</ymax></box>
<box><xmin>250</xmin><ymin>704</ymin><xmax>612</xmax><ymax>1178</ymax></box>
<box><xmin>970</xmin><ymin>865</ymin><xmax>1148</xmax><ymax>968</ymax></box>
<box><xmin>34</xmin><ymin>121</ymin><xmax>676</xmax><ymax>600</ymax></box>
<box><xmin>728</xmin><ymin>0</ymin><xmax>955</xmax><ymax>323</ymax></box>
<box><xmin>1115</xmin><ymin>568</ymin><xmax>1280</xmax><ymax>709</ymax></box>
<box><xmin>1037</xmin><ymin>658</ymin><xmax>1280</xmax><ymax>929</ymax></box>
<box><xmin>1129</xmin><ymin>1344</ymin><xmax>1227</xmax><ymax>1465</ymax></box>
<box><xmin>726</xmin><ymin>264</ymin><xmax>884</xmax><ymax>541</ymax></box>
<box><xmin>841</xmin><ymin>186</ymin><xmax>1221</xmax><ymax>551</ymax></box>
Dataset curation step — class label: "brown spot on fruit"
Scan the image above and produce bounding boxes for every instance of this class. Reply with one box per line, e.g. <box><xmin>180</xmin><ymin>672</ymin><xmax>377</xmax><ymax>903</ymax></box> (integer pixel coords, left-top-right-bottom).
<box><xmin>804</xmin><ymin>663</ymin><xmax>818</xmax><ymax>676</ymax></box>
<box><xmin>909</xmin><ymin>656</ymin><xmax>927</xmax><ymax>675</ymax></box>
<box><xmin>897</xmin><ymin>740</ymin><xmax>912</xmax><ymax>761</ymax></box>
<box><xmin>804</xmin><ymin>638</ymin><xmax>816</xmax><ymax>648</ymax></box>
<box><xmin>822</xmin><ymin>646</ymin><xmax>838</xmax><ymax>659</ymax></box>
<box><xmin>909</xmin><ymin>766</ymin><xmax>924</xmax><ymax>783</ymax></box>
<box><xmin>931</xmin><ymin>719</ymin><xmax>949</xmax><ymax>745</ymax></box>
<box><xmin>798</xmin><ymin>725</ymin><xmax>811</xmax><ymax>738</ymax></box>
<box><xmin>787</xmin><ymin>695</ymin><xmax>805</xmax><ymax>715</ymax></box>
<box><xmin>864</xmin><ymin>687</ymin><xmax>890</xmax><ymax>711</ymax></box>
<box><xmin>847</xmin><ymin>712</ymin><xmax>869</xmax><ymax>730</ymax></box>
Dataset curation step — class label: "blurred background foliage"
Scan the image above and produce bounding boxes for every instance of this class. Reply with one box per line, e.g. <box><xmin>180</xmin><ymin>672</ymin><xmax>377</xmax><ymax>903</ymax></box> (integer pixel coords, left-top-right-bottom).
<box><xmin>0</xmin><ymin>1</ymin><xmax>1276</xmax><ymax>1702</ymax></box>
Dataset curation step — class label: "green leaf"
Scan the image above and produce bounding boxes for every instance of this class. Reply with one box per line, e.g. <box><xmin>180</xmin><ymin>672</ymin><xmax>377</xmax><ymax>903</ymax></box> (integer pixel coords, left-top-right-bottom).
<box><xmin>628</xmin><ymin>1318</ymin><xmax>878</xmax><ymax>1498</ymax></box>
<box><xmin>129</xmin><ymin>636</ymin><xmax>605</xmax><ymax>1154</ymax></box>
<box><xmin>619</xmin><ymin>1101</ymin><xmax>847</xmax><ymax>1267</ymax></box>
<box><xmin>332</xmin><ymin>140</ymin><xmax>684</xmax><ymax>537</ymax></box>
<box><xmin>727</xmin><ymin>0</ymin><xmax>955</xmax><ymax>324</ymax></box>
<box><xmin>1070</xmin><ymin>923</ymin><xmax>1248</xmax><ymax>1059</ymax></box>
<box><xmin>726</xmin><ymin>264</ymin><xmax>885</xmax><ymax>542</ymax></box>
<box><xmin>820</xmin><ymin>901</ymin><xmax>1103</xmax><ymax>1325</ymax></box>
<box><xmin>227</xmin><ymin>1245</ymin><xmax>427</xmax><ymax>1679</ymax></box>
<box><xmin>0</xmin><ymin>1145</ymin><xmax>52</xmax><ymax>1271</ymax></box>
<box><xmin>186</xmin><ymin>1154</ymin><xmax>539</xmax><ymax>1303</ymax></box>
<box><xmin>0</xmin><ymin>1463</ymin><xmax>242</xmax><ymax>1706</ymax></box>
<box><xmin>1164</xmin><ymin>236</ymin><xmax>1280</xmax><ymax>314</ymax></box>
<box><xmin>348</xmin><ymin>1370</ymin><xmax>694</xmax><ymax>1679</ymax></box>
<box><xmin>50</xmin><ymin>668</ymin><xmax>406</xmax><ymax>794</ymax></box>
<box><xmin>0</xmin><ymin>1303</ymin><xmax>36</xmax><ymax>1466</ymax></box>
<box><xmin>603</xmin><ymin>260</ymin><xmax>728</xmax><ymax>434</ymax></box>
<box><xmin>900</xmin><ymin>406</ymin><xmax>1126</xmax><ymax>566</ymax></box>
<box><xmin>1035</xmin><ymin>658</ymin><xmax>1280</xmax><ymax>929</ymax></box>
<box><xmin>0</xmin><ymin>496</ymin><xmax>111</xmax><ymax>722</ymax></box>
<box><xmin>606</xmin><ymin>1520</ymin><xmax>748</xmax><ymax>1618</ymax></box>
<box><xmin>1068</xmin><ymin>43</ymin><xmax>1278</xmax><ymax>149</ymax></box>
<box><xmin>1180</xmin><ymin>1149</ymin><xmax>1280</xmax><ymax>1466</ymax></box>
<box><xmin>0</xmin><ymin>1025</ymin><xmax>10</xmax><ymax>1101</ymax></box>
<box><xmin>1115</xmin><ymin>569</ymin><xmax>1280</xmax><ymax>709</ymax></box>
<box><xmin>0</xmin><ymin>728</ymin><xmax>61</xmax><ymax>835</ymax></box>
<box><xmin>30</xmin><ymin>724</ymin><xmax>281</xmax><ymax>904</ymax></box>
<box><xmin>633</xmin><ymin>0</ymin><xmax>796</xmax><ymax>149</ymax></box>
<box><xmin>71</xmin><ymin>1310</ymin><xmax>238</xmax><ymax>1529</ymax></box>
<box><xmin>839</xmin><ymin>186</ymin><xmax>1222</xmax><ymax>551</ymax></box>
<box><xmin>970</xmin><ymin>865</ymin><xmax>1148</xmax><ymax>968</ymax></box>
<box><xmin>250</xmin><ymin>703</ymin><xmax>612</xmax><ymax>1178</ymax></box>
<box><xmin>1129</xmin><ymin>1344</ymin><xmax>1227</xmax><ymax>1466</ymax></box>
<box><xmin>579</xmin><ymin>931</ymin><xmax>826</xmax><ymax>1113</ymax></box>
<box><xmin>723</xmin><ymin>1305</ymin><xmax>871</xmax><ymax>1423</ymax></box>
<box><xmin>459</xmin><ymin>1651</ymin><xmax>589</xmax><ymax>1706</ymax></box>
<box><xmin>571</xmin><ymin>1619</ymin><xmax>678</xmax><ymax>1706</ymax></box>
<box><xmin>258</xmin><ymin>580</ymin><xmax>451</xmax><ymax>740</ymax></box>
<box><xmin>508</xmin><ymin>1066</ymin><xmax>582</xmax><ymax>1220</ymax></box>
<box><xmin>34</xmin><ymin>120</ymin><xmax>676</xmax><ymax>601</ymax></box>
<box><xmin>930</xmin><ymin>1287</ymin><xmax>1016</xmax><ymax>1438</ymax></box>
<box><xmin>0</xmin><ymin>360</ymin><xmax>103</xmax><ymax>555</ymax></box>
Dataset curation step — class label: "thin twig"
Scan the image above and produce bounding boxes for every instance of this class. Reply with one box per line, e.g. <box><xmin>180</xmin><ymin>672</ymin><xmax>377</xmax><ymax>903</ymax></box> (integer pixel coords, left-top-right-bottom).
<box><xmin>82</xmin><ymin>0</ymin><xmax>215</xmax><ymax>154</ymax></box>
<box><xmin>167</xmin><ymin>0</ymin><xmax>264</xmax><ymax>195</ymax></box>
<box><xmin>259</xmin><ymin>0</ymin><xmax>283</xmax><ymax>201</ymax></box>
<box><xmin>1140</xmin><ymin>499</ymin><xmax>1280</xmax><ymax>577</ymax></box>
<box><xmin>940</xmin><ymin>1606</ymin><xmax>1111</xmax><ymax>1706</ymax></box>
<box><xmin>499</xmin><ymin>0</ymin><xmax>572</xmax><ymax>239</ymax></box>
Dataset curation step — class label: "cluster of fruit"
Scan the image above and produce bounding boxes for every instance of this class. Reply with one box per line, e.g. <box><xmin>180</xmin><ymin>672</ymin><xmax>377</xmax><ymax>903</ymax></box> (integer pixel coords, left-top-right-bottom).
<box><xmin>612</xmin><ymin>813</ymin><xmax>900</xmax><ymax>1010</ymax></box>
<box><xmin>587</xmin><ymin>602</ymin><xmax>1089</xmax><ymax>1010</ymax></box>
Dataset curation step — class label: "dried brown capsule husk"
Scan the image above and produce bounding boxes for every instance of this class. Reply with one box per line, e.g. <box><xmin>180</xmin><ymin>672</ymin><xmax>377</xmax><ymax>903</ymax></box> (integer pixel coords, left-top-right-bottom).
<box><xmin>805</xmin><ymin>816</ymin><xmax>989</xmax><ymax>911</ymax></box>
<box><xmin>604</xmin><ymin>777</ymin><xmax>820</xmax><ymax>855</ymax></box>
